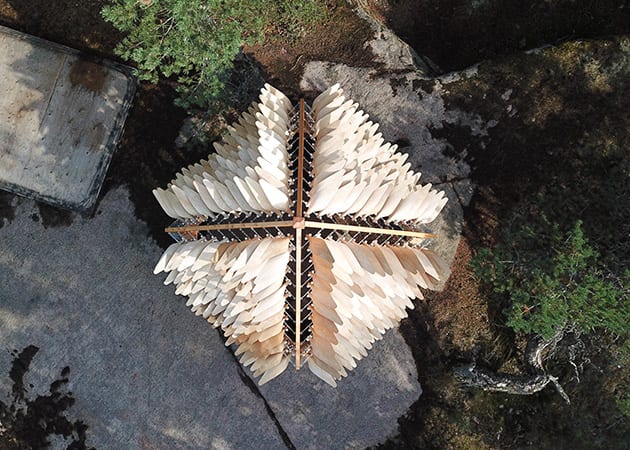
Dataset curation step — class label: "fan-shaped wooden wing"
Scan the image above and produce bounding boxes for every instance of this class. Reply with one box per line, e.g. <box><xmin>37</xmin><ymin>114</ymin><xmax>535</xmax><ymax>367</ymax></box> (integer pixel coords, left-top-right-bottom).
<box><xmin>153</xmin><ymin>84</ymin><xmax>293</xmax><ymax>218</ymax></box>
<box><xmin>307</xmin><ymin>84</ymin><xmax>447</xmax><ymax>223</ymax></box>
<box><xmin>154</xmin><ymin>237</ymin><xmax>292</xmax><ymax>384</ymax></box>
<box><xmin>307</xmin><ymin>237</ymin><xmax>449</xmax><ymax>386</ymax></box>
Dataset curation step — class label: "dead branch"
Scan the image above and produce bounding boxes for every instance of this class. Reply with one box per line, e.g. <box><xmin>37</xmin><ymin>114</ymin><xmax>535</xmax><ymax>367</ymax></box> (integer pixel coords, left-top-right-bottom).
<box><xmin>454</xmin><ymin>329</ymin><xmax>570</xmax><ymax>403</ymax></box>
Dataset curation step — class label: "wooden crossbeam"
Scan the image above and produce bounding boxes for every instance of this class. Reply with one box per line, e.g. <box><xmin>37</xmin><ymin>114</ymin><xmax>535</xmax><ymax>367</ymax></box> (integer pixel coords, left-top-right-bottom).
<box><xmin>294</xmin><ymin>227</ymin><xmax>303</xmax><ymax>369</ymax></box>
<box><xmin>294</xmin><ymin>98</ymin><xmax>307</xmax><ymax>368</ymax></box>
<box><xmin>296</xmin><ymin>98</ymin><xmax>305</xmax><ymax>218</ymax></box>
<box><xmin>165</xmin><ymin>220</ymin><xmax>437</xmax><ymax>239</ymax></box>
<box><xmin>303</xmin><ymin>221</ymin><xmax>437</xmax><ymax>240</ymax></box>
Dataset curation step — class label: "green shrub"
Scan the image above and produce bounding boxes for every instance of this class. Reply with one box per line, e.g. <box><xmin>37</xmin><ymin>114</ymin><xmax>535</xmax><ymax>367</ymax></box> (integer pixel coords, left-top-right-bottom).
<box><xmin>102</xmin><ymin>0</ymin><xmax>326</xmax><ymax>108</ymax></box>
<box><xmin>471</xmin><ymin>218</ymin><xmax>629</xmax><ymax>340</ymax></box>
<box><xmin>617</xmin><ymin>389</ymin><xmax>630</xmax><ymax>418</ymax></box>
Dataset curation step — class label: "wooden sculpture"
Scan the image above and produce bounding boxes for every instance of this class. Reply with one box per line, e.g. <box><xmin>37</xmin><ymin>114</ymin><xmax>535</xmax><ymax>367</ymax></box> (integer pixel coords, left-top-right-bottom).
<box><xmin>153</xmin><ymin>84</ymin><xmax>450</xmax><ymax>386</ymax></box>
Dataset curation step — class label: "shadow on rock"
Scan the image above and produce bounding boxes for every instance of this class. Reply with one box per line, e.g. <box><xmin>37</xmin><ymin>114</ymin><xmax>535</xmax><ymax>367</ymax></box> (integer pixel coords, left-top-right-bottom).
<box><xmin>0</xmin><ymin>346</ymin><xmax>93</xmax><ymax>450</ymax></box>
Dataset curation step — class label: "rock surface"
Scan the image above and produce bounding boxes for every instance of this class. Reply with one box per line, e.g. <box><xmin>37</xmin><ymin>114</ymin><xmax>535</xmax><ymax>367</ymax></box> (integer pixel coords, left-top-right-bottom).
<box><xmin>0</xmin><ymin>188</ymin><xmax>285</xmax><ymax>450</ymax></box>
<box><xmin>259</xmin><ymin>330</ymin><xmax>420</xmax><ymax>449</ymax></box>
<box><xmin>0</xmin><ymin>187</ymin><xmax>424</xmax><ymax>449</ymax></box>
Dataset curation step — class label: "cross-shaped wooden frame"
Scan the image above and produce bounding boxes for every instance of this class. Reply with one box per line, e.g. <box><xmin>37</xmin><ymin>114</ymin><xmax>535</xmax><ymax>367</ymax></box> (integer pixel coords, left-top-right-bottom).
<box><xmin>163</xmin><ymin>99</ymin><xmax>437</xmax><ymax>369</ymax></box>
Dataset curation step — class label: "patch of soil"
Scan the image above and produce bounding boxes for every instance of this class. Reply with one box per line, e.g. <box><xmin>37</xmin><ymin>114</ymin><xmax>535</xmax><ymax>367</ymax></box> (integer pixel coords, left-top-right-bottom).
<box><xmin>0</xmin><ymin>0</ymin><xmax>121</xmax><ymax>55</ymax></box>
<box><xmin>244</xmin><ymin>2</ymin><xmax>375</xmax><ymax>98</ymax></box>
<box><xmin>369</xmin><ymin>0</ymin><xmax>630</xmax><ymax>72</ymax></box>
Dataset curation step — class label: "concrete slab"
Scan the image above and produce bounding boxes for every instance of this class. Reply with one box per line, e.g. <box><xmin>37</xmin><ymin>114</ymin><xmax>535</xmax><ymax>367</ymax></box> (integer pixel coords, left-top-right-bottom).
<box><xmin>0</xmin><ymin>26</ymin><xmax>135</xmax><ymax>212</ymax></box>
<box><xmin>0</xmin><ymin>188</ymin><xmax>285</xmax><ymax>449</ymax></box>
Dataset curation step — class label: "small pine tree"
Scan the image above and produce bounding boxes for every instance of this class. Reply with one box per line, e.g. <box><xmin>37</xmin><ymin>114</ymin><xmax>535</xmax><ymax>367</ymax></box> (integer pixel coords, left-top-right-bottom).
<box><xmin>471</xmin><ymin>218</ymin><xmax>629</xmax><ymax>340</ymax></box>
<box><xmin>102</xmin><ymin>0</ymin><xmax>325</xmax><ymax>108</ymax></box>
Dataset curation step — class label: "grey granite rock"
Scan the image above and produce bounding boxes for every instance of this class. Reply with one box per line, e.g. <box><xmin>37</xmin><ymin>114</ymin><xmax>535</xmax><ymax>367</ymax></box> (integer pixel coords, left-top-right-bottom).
<box><xmin>352</xmin><ymin>3</ymin><xmax>429</xmax><ymax>73</ymax></box>
<box><xmin>258</xmin><ymin>329</ymin><xmax>421</xmax><ymax>449</ymax></box>
<box><xmin>301</xmin><ymin>62</ymin><xmax>474</xmax><ymax>186</ymax></box>
<box><xmin>0</xmin><ymin>188</ymin><xmax>285</xmax><ymax>450</ymax></box>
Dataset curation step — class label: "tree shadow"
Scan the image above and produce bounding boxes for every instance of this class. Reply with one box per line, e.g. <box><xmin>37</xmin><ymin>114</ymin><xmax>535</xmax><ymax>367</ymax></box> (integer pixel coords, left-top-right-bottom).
<box><xmin>372</xmin><ymin>0</ymin><xmax>630</xmax><ymax>73</ymax></box>
<box><xmin>0</xmin><ymin>346</ymin><xmax>94</xmax><ymax>450</ymax></box>
<box><xmin>0</xmin><ymin>0</ymin><xmax>122</xmax><ymax>55</ymax></box>
<box><xmin>449</xmin><ymin>39</ymin><xmax>630</xmax><ymax>275</ymax></box>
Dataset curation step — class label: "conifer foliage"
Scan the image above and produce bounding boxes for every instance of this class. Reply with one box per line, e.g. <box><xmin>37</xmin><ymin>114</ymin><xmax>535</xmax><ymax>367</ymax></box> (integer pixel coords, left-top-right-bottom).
<box><xmin>102</xmin><ymin>0</ymin><xmax>325</xmax><ymax>107</ymax></box>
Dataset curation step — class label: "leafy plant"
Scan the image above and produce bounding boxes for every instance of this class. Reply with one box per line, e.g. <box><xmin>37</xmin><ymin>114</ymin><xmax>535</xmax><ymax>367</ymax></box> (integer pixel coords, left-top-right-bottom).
<box><xmin>102</xmin><ymin>0</ymin><xmax>326</xmax><ymax>108</ymax></box>
<box><xmin>471</xmin><ymin>217</ymin><xmax>629</xmax><ymax>340</ymax></box>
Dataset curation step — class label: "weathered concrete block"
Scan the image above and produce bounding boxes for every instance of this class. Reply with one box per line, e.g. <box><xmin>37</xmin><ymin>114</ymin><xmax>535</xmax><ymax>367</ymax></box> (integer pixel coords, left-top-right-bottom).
<box><xmin>0</xmin><ymin>26</ymin><xmax>135</xmax><ymax>212</ymax></box>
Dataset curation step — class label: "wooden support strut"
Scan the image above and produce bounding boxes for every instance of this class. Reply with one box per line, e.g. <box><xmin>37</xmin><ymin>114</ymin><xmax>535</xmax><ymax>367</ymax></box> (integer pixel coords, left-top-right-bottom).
<box><xmin>294</xmin><ymin>98</ymin><xmax>306</xmax><ymax>369</ymax></box>
<box><xmin>303</xmin><ymin>221</ymin><xmax>437</xmax><ymax>240</ymax></box>
<box><xmin>165</xmin><ymin>221</ymin><xmax>437</xmax><ymax>240</ymax></box>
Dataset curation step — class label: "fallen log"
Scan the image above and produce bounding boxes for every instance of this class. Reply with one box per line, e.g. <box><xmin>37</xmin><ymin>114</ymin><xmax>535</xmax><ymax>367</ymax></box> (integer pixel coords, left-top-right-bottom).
<box><xmin>454</xmin><ymin>329</ymin><xmax>570</xmax><ymax>403</ymax></box>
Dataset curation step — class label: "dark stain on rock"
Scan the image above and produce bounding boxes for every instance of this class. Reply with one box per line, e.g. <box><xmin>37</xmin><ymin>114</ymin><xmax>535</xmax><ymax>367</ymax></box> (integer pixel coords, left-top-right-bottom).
<box><xmin>9</xmin><ymin>345</ymin><xmax>39</xmax><ymax>403</ymax></box>
<box><xmin>1</xmin><ymin>346</ymin><xmax>94</xmax><ymax>449</ymax></box>
<box><xmin>91</xmin><ymin>122</ymin><xmax>106</xmax><ymax>149</ymax></box>
<box><xmin>36</xmin><ymin>202</ymin><xmax>74</xmax><ymax>229</ymax></box>
<box><xmin>15</xmin><ymin>106</ymin><xmax>33</xmax><ymax>120</ymax></box>
<box><xmin>394</xmin><ymin>137</ymin><xmax>411</xmax><ymax>149</ymax></box>
<box><xmin>389</xmin><ymin>76</ymin><xmax>407</xmax><ymax>96</ymax></box>
<box><xmin>69</xmin><ymin>60</ymin><xmax>106</xmax><ymax>93</ymax></box>
<box><xmin>0</xmin><ymin>191</ymin><xmax>17</xmax><ymax>229</ymax></box>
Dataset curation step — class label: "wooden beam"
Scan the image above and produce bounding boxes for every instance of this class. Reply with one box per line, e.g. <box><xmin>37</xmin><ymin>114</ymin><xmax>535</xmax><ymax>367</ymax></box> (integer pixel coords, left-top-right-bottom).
<box><xmin>293</xmin><ymin>98</ymin><xmax>306</xmax><ymax>368</ymax></box>
<box><xmin>294</xmin><ymin>227</ymin><xmax>303</xmax><ymax>369</ymax></box>
<box><xmin>166</xmin><ymin>219</ymin><xmax>437</xmax><ymax>239</ymax></box>
<box><xmin>303</xmin><ymin>220</ymin><xmax>437</xmax><ymax>240</ymax></box>
<box><xmin>165</xmin><ymin>220</ymin><xmax>293</xmax><ymax>233</ymax></box>
<box><xmin>296</xmin><ymin>98</ymin><xmax>305</xmax><ymax>218</ymax></box>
